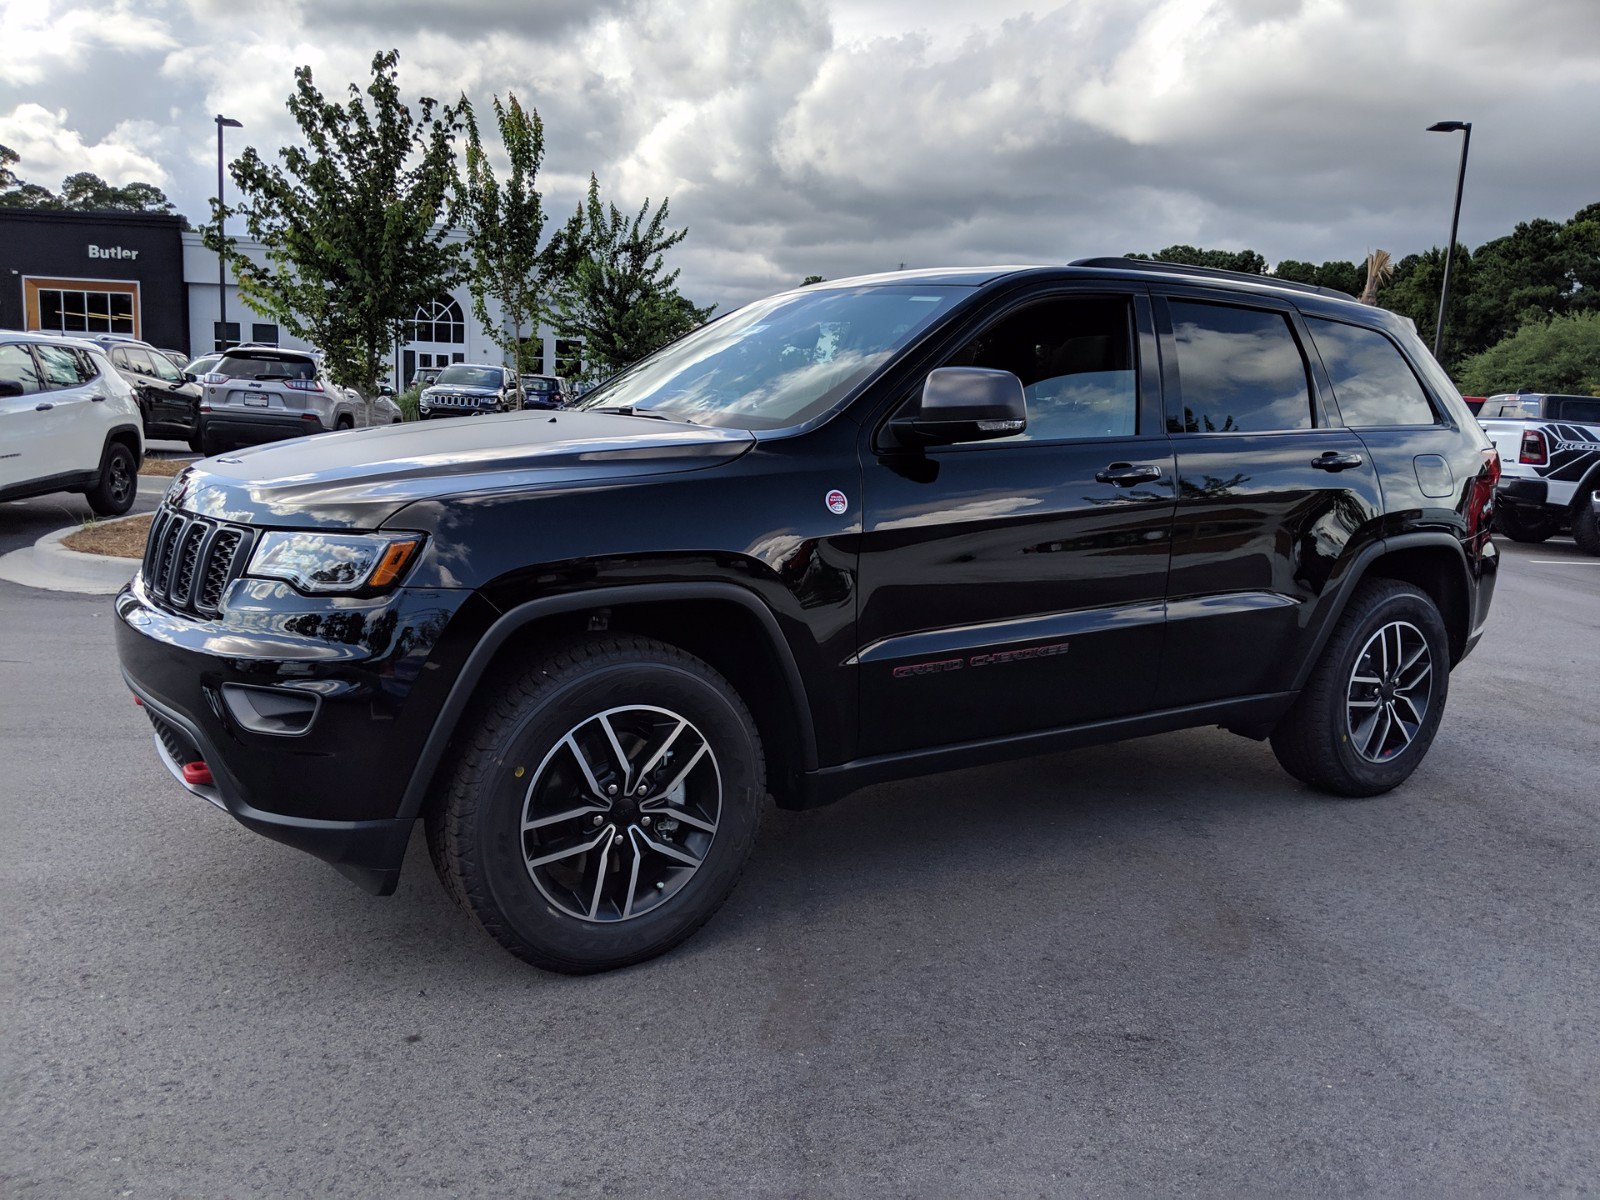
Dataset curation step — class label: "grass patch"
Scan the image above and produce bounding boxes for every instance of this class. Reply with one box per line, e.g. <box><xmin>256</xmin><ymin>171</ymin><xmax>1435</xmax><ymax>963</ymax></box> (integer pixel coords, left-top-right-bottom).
<box><xmin>62</xmin><ymin>513</ymin><xmax>154</xmax><ymax>559</ymax></box>
<box><xmin>140</xmin><ymin>456</ymin><xmax>196</xmax><ymax>477</ymax></box>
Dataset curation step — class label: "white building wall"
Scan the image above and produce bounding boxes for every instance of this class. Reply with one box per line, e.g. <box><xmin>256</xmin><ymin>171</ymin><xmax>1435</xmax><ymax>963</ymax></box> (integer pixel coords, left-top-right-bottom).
<box><xmin>180</xmin><ymin>232</ymin><xmax>559</xmax><ymax>383</ymax></box>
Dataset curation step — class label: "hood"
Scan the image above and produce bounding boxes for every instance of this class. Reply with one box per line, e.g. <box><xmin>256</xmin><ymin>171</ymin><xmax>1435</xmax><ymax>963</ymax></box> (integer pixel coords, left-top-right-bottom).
<box><xmin>169</xmin><ymin>410</ymin><xmax>755</xmax><ymax>529</ymax></box>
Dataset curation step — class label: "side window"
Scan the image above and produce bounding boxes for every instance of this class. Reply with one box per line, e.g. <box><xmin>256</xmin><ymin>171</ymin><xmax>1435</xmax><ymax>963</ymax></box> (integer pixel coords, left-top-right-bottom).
<box><xmin>72</xmin><ymin>349</ymin><xmax>101</xmax><ymax>382</ymax></box>
<box><xmin>109</xmin><ymin>347</ymin><xmax>130</xmax><ymax>369</ymax></box>
<box><xmin>1168</xmin><ymin>301</ymin><xmax>1313</xmax><ymax>433</ymax></box>
<box><xmin>34</xmin><ymin>344</ymin><xmax>91</xmax><ymax>390</ymax></box>
<box><xmin>944</xmin><ymin>295</ymin><xmax>1138</xmax><ymax>442</ymax></box>
<box><xmin>146</xmin><ymin>351</ymin><xmax>182</xmax><ymax>383</ymax></box>
<box><xmin>1308</xmin><ymin>318</ymin><xmax>1437</xmax><ymax>427</ymax></box>
<box><xmin>1557</xmin><ymin>397</ymin><xmax>1600</xmax><ymax>423</ymax></box>
<box><xmin>123</xmin><ymin>347</ymin><xmax>157</xmax><ymax>375</ymax></box>
<box><xmin>0</xmin><ymin>344</ymin><xmax>45</xmax><ymax>394</ymax></box>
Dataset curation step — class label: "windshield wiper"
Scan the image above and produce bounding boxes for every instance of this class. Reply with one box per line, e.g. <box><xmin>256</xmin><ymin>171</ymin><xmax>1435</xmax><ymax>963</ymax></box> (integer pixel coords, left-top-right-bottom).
<box><xmin>586</xmin><ymin>405</ymin><xmax>687</xmax><ymax>423</ymax></box>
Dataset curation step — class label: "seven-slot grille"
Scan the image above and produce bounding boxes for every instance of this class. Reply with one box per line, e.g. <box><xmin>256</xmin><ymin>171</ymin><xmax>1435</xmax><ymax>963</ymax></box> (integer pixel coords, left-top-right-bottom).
<box><xmin>428</xmin><ymin>392</ymin><xmax>487</xmax><ymax>408</ymax></box>
<box><xmin>141</xmin><ymin>507</ymin><xmax>254</xmax><ymax>616</ymax></box>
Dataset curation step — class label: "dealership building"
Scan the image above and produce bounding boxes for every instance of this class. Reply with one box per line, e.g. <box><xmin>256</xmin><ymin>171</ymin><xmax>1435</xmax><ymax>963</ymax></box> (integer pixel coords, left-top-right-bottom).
<box><xmin>0</xmin><ymin>208</ymin><xmax>574</xmax><ymax>384</ymax></box>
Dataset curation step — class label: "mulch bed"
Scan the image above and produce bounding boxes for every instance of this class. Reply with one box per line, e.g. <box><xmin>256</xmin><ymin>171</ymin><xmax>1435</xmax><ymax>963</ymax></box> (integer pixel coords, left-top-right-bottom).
<box><xmin>61</xmin><ymin>513</ymin><xmax>154</xmax><ymax>559</ymax></box>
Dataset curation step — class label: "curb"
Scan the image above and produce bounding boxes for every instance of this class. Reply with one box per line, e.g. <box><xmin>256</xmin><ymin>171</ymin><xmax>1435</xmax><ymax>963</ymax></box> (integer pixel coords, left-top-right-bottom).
<box><xmin>0</xmin><ymin>514</ymin><xmax>144</xmax><ymax>594</ymax></box>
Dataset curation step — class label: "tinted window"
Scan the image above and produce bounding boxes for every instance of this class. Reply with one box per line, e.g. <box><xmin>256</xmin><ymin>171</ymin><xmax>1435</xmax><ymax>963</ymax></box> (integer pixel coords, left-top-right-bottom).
<box><xmin>123</xmin><ymin>347</ymin><xmax>158</xmax><ymax>375</ymax></box>
<box><xmin>146</xmin><ymin>351</ymin><xmax>182</xmax><ymax>383</ymax></box>
<box><xmin>34</xmin><ymin>344</ymin><xmax>94</xmax><ymax>389</ymax></box>
<box><xmin>1557</xmin><ymin>398</ymin><xmax>1600</xmax><ymax>423</ymax></box>
<box><xmin>0</xmin><ymin>344</ymin><xmax>45</xmax><ymax>394</ymax></box>
<box><xmin>944</xmin><ymin>296</ymin><xmax>1138</xmax><ymax>441</ymax></box>
<box><xmin>1309</xmin><ymin>319</ymin><xmax>1436</xmax><ymax>427</ymax></box>
<box><xmin>1168</xmin><ymin>301</ymin><xmax>1312</xmax><ymax>433</ymax></box>
<box><xmin>217</xmin><ymin>354</ymin><xmax>316</xmax><ymax>381</ymax></box>
<box><xmin>435</xmin><ymin>365</ymin><xmax>508</xmax><ymax>389</ymax></box>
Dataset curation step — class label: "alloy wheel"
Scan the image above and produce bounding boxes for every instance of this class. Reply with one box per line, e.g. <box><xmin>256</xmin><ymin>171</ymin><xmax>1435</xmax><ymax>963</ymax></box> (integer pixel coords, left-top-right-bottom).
<box><xmin>1346</xmin><ymin>620</ymin><xmax>1433</xmax><ymax>763</ymax></box>
<box><xmin>520</xmin><ymin>705</ymin><xmax>721</xmax><ymax>923</ymax></box>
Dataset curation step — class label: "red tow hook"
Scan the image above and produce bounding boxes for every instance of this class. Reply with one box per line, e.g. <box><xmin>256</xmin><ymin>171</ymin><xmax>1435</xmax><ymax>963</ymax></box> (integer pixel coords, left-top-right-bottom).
<box><xmin>132</xmin><ymin>695</ymin><xmax>143</xmax><ymax>706</ymax></box>
<box><xmin>181</xmin><ymin>761</ymin><xmax>214</xmax><ymax>787</ymax></box>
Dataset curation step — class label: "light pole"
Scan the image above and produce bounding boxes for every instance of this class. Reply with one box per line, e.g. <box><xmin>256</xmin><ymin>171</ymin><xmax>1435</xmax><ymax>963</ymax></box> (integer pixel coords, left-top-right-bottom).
<box><xmin>1427</xmin><ymin>119</ymin><xmax>1471</xmax><ymax>359</ymax></box>
<box><xmin>214</xmin><ymin>113</ymin><xmax>241</xmax><ymax>352</ymax></box>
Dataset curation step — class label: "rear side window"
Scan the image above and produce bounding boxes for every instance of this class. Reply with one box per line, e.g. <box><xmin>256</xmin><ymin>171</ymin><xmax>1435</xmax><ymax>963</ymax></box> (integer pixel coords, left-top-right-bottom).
<box><xmin>0</xmin><ymin>344</ymin><xmax>45</xmax><ymax>394</ymax></box>
<box><xmin>217</xmin><ymin>354</ymin><xmax>316</xmax><ymax>381</ymax></box>
<box><xmin>944</xmin><ymin>295</ymin><xmax>1139</xmax><ymax>442</ymax></box>
<box><xmin>1557</xmin><ymin>398</ymin><xmax>1600</xmax><ymax>423</ymax></box>
<box><xmin>1168</xmin><ymin>301</ymin><xmax>1312</xmax><ymax>433</ymax></box>
<box><xmin>1309</xmin><ymin>319</ymin><xmax>1437</xmax><ymax>427</ymax></box>
<box><xmin>34</xmin><ymin>344</ymin><xmax>95</xmax><ymax>389</ymax></box>
<box><xmin>122</xmin><ymin>347</ymin><xmax>157</xmax><ymax>375</ymax></box>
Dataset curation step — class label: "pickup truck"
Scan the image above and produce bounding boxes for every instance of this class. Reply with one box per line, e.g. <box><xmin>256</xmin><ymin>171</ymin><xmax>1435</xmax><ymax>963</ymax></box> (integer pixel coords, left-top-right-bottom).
<box><xmin>1480</xmin><ymin>393</ymin><xmax>1600</xmax><ymax>554</ymax></box>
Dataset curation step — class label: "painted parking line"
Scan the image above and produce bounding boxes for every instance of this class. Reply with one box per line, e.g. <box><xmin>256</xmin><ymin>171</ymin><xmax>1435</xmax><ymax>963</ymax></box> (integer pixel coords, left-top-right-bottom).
<box><xmin>1528</xmin><ymin>559</ymin><xmax>1600</xmax><ymax>565</ymax></box>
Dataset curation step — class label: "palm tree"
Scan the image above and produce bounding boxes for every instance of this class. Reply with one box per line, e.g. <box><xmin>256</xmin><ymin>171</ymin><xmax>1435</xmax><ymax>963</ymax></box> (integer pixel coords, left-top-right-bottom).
<box><xmin>1358</xmin><ymin>249</ymin><xmax>1393</xmax><ymax>305</ymax></box>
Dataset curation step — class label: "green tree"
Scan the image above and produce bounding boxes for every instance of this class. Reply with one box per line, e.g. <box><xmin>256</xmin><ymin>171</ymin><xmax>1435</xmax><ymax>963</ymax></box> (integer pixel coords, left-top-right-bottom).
<box><xmin>209</xmin><ymin>49</ymin><xmax>462</xmax><ymax>395</ymax></box>
<box><xmin>1126</xmin><ymin>245</ymin><xmax>1268</xmax><ymax>274</ymax></box>
<box><xmin>801</xmin><ymin>274</ymin><xmax>826</xmax><ymax>285</ymax></box>
<box><xmin>1454</xmin><ymin>312</ymin><xmax>1600</xmax><ymax>396</ymax></box>
<box><xmin>457</xmin><ymin>92</ymin><xmax>552</xmax><ymax>374</ymax></box>
<box><xmin>549</xmin><ymin>174</ymin><xmax>712</xmax><ymax>380</ymax></box>
<box><xmin>1273</xmin><ymin>258</ymin><xmax>1364</xmax><ymax>295</ymax></box>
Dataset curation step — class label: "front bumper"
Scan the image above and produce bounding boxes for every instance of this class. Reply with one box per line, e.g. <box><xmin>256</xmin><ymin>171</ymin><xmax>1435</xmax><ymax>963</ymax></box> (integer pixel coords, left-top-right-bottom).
<box><xmin>115</xmin><ymin>570</ymin><xmax>494</xmax><ymax>894</ymax></box>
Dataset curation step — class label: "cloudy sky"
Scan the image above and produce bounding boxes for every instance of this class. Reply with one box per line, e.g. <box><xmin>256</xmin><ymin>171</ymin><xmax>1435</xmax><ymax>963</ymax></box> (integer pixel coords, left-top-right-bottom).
<box><xmin>2</xmin><ymin>0</ymin><xmax>1597</xmax><ymax>308</ymax></box>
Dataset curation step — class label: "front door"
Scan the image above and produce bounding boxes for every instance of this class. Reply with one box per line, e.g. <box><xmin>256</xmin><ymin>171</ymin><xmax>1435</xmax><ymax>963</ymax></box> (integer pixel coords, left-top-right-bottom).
<box><xmin>856</xmin><ymin>289</ymin><xmax>1175</xmax><ymax>757</ymax></box>
<box><xmin>1153</xmin><ymin>292</ymin><xmax>1384</xmax><ymax>707</ymax></box>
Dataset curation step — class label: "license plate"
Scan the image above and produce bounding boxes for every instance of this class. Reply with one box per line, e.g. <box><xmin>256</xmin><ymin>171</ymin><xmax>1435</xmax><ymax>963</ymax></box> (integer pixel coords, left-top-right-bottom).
<box><xmin>243</xmin><ymin>393</ymin><xmax>268</xmax><ymax>407</ymax></box>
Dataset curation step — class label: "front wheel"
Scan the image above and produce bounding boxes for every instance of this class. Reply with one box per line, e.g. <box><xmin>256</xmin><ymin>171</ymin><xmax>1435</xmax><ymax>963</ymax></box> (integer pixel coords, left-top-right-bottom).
<box><xmin>86</xmin><ymin>442</ymin><xmax>137</xmax><ymax>516</ymax></box>
<box><xmin>1270</xmin><ymin>580</ymin><xmax>1449</xmax><ymax>797</ymax></box>
<box><xmin>425</xmin><ymin>635</ymin><xmax>766</xmax><ymax>973</ymax></box>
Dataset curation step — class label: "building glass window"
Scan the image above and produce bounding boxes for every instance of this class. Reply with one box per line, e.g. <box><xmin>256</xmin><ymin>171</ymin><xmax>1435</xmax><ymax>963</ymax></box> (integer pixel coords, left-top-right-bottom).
<box><xmin>34</xmin><ymin>287</ymin><xmax>136</xmax><ymax>335</ymax></box>
<box><xmin>411</xmin><ymin>296</ymin><xmax>465</xmax><ymax>344</ymax></box>
<box><xmin>251</xmin><ymin>323</ymin><xmax>279</xmax><ymax>346</ymax></box>
<box><xmin>554</xmin><ymin>338</ymin><xmax>584</xmax><ymax>379</ymax></box>
<box><xmin>214</xmin><ymin>322</ymin><xmax>241</xmax><ymax>352</ymax></box>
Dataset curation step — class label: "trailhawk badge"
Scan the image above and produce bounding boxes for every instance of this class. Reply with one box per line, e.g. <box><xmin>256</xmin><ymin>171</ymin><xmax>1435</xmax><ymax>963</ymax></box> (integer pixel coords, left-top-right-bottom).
<box><xmin>825</xmin><ymin>489</ymin><xmax>849</xmax><ymax>515</ymax></box>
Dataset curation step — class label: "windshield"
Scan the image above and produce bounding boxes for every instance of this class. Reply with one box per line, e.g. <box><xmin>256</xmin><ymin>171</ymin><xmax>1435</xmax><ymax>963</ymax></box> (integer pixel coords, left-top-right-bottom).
<box><xmin>435</xmin><ymin>365</ymin><xmax>504</xmax><ymax>389</ymax></box>
<box><xmin>574</xmin><ymin>285</ymin><xmax>969</xmax><ymax>429</ymax></box>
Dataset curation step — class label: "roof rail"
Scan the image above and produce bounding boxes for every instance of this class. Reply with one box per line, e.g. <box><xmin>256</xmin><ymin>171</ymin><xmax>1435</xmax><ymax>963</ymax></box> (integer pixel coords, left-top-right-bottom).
<box><xmin>1069</xmin><ymin>257</ymin><xmax>1354</xmax><ymax>301</ymax></box>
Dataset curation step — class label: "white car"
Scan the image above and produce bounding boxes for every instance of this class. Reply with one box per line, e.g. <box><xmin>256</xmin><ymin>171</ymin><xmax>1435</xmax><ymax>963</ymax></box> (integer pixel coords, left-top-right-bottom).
<box><xmin>0</xmin><ymin>331</ymin><xmax>144</xmax><ymax>516</ymax></box>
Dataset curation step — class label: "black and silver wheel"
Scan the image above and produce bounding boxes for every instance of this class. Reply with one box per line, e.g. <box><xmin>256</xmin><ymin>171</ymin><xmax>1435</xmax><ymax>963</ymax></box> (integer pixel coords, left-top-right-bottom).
<box><xmin>1573</xmin><ymin>494</ymin><xmax>1600</xmax><ymax>556</ymax></box>
<box><xmin>1271</xmin><ymin>579</ymin><xmax>1449</xmax><ymax>797</ymax></box>
<box><xmin>86</xmin><ymin>441</ymin><xmax>137</xmax><ymax>516</ymax></box>
<box><xmin>1493</xmin><ymin>505</ymin><xmax>1558</xmax><ymax>543</ymax></box>
<box><xmin>426</xmin><ymin>635</ymin><xmax>765</xmax><ymax>973</ymax></box>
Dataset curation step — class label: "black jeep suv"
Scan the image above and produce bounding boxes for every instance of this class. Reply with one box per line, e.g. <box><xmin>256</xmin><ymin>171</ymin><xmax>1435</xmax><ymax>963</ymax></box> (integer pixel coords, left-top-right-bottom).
<box><xmin>116</xmin><ymin>261</ymin><xmax>1500</xmax><ymax>973</ymax></box>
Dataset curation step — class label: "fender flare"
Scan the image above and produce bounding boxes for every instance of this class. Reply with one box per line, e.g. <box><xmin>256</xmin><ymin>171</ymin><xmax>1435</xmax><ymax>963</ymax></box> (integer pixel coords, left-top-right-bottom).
<box><xmin>393</xmin><ymin>581</ymin><xmax>818</xmax><ymax>825</ymax></box>
<box><xmin>1291</xmin><ymin>531</ymin><xmax>1474</xmax><ymax>690</ymax></box>
<box><xmin>100</xmin><ymin>423</ymin><xmax>144</xmax><ymax>472</ymax></box>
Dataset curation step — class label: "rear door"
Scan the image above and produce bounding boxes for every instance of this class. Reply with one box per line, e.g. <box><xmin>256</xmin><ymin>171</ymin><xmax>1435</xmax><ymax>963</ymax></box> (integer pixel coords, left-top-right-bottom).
<box><xmin>1153</xmin><ymin>291</ymin><xmax>1383</xmax><ymax>707</ymax></box>
<box><xmin>856</xmin><ymin>285</ymin><xmax>1175</xmax><ymax>756</ymax></box>
<box><xmin>32</xmin><ymin>343</ymin><xmax>105</xmax><ymax>476</ymax></box>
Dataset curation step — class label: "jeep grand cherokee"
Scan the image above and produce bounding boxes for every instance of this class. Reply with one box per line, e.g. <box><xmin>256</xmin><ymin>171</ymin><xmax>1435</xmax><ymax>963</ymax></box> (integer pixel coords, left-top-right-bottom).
<box><xmin>116</xmin><ymin>260</ymin><xmax>1500</xmax><ymax>973</ymax></box>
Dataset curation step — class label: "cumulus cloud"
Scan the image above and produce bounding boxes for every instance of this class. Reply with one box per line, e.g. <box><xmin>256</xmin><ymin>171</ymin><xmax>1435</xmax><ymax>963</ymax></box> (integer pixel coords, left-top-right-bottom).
<box><xmin>0</xmin><ymin>103</ymin><xmax>171</xmax><ymax>187</ymax></box>
<box><xmin>1</xmin><ymin>0</ymin><xmax>1597</xmax><ymax>309</ymax></box>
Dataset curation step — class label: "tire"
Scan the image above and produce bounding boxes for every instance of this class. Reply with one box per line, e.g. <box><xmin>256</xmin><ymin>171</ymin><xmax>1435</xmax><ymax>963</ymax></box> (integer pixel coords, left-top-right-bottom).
<box><xmin>86</xmin><ymin>441</ymin><xmax>137</xmax><ymax>516</ymax></box>
<box><xmin>1493</xmin><ymin>505</ymin><xmax>1558</xmax><ymax>543</ymax></box>
<box><xmin>1270</xmin><ymin>579</ymin><xmax>1450</xmax><ymax>797</ymax></box>
<box><xmin>187</xmin><ymin>422</ymin><xmax>204</xmax><ymax>455</ymax></box>
<box><xmin>1573</xmin><ymin>496</ymin><xmax>1600</xmax><ymax>557</ymax></box>
<box><xmin>425</xmin><ymin>634</ymin><xmax>766</xmax><ymax>973</ymax></box>
<box><xmin>335</xmin><ymin>415</ymin><xmax>353</xmax><ymax>432</ymax></box>
<box><xmin>200</xmin><ymin>428</ymin><xmax>227</xmax><ymax>457</ymax></box>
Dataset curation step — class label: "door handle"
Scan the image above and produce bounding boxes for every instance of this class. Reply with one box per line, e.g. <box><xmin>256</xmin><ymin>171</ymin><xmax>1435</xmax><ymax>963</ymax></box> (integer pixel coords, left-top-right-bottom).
<box><xmin>35</xmin><ymin>402</ymin><xmax>53</xmax><ymax>411</ymax></box>
<box><xmin>90</xmin><ymin>395</ymin><xmax>105</xmax><ymax>402</ymax></box>
<box><xmin>1095</xmin><ymin>462</ymin><xmax>1163</xmax><ymax>486</ymax></box>
<box><xmin>1311</xmin><ymin>451</ymin><xmax>1364</xmax><ymax>471</ymax></box>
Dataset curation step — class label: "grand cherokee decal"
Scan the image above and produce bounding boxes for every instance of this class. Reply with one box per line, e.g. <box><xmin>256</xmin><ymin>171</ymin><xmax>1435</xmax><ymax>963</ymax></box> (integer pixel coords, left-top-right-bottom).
<box><xmin>892</xmin><ymin>642</ymin><xmax>1070</xmax><ymax>678</ymax></box>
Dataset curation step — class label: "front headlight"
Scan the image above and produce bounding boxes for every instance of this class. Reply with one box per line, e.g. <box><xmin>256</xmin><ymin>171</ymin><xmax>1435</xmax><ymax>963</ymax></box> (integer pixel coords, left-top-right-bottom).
<box><xmin>247</xmin><ymin>531</ymin><xmax>423</xmax><ymax>594</ymax></box>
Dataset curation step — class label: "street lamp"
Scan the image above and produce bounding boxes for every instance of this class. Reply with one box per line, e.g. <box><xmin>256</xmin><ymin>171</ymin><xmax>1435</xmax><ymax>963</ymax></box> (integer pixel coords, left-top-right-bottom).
<box><xmin>214</xmin><ymin>113</ymin><xmax>241</xmax><ymax>352</ymax></box>
<box><xmin>1427</xmin><ymin>119</ymin><xmax>1472</xmax><ymax>359</ymax></box>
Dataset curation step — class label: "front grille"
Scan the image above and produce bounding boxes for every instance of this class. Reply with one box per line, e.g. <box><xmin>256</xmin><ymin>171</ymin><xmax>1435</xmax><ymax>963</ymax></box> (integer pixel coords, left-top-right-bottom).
<box><xmin>141</xmin><ymin>507</ymin><xmax>254</xmax><ymax>617</ymax></box>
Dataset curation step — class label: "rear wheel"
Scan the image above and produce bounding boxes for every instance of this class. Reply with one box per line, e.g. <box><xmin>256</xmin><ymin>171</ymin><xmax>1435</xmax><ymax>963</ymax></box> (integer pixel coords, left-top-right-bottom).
<box><xmin>425</xmin><ymin>635</ymin><xmax>766</xmax><ymax>973</ymax></box>
<box><xmin>85</xmin><ymin>442</ymin><xmax>137</xmax><ymax>516</ymax></box>
<box><xmin>1573</xmin><ymin>495</ymin><xmax>1600</xmax><ymax>556</ymax></box>
<box><xmin>1270</xmin><ymin>580</ymin><xmax>1449</xmax><ymax>797</ymax></box>
<box><xmin>1493</xmin><ymin>505</ymin><xmax>1558</xmax><ymax>543</ymax></box>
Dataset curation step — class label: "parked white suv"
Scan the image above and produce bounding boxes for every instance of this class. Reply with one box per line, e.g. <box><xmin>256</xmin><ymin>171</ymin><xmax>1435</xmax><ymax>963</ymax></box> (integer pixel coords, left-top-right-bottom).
<box><xmin>0</xmin><ymin>331</ymin><xmax>144</xmax><ymax>515</ymax></box>
<box><xmin>198</xmin><ymin>347</ymin><xmax>402</xmax><ymax>456</ymax></box>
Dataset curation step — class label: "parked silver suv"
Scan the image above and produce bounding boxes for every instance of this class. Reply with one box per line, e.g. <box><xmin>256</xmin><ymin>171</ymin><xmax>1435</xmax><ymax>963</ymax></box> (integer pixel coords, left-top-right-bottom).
<box><xmin>198</xmin><ymin>348</ymin><xmax>402</xmax><ymax>456</ymax></box>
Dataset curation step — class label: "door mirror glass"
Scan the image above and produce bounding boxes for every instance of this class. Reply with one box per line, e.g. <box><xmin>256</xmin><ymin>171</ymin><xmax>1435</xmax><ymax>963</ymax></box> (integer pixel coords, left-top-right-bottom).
<box><xmin>893</xmin><ymin>367</ymin><xmax>1027</xmax><ymax>446</ymax></box>
<box><xmin>377</xmin><ymin>383</ymin><xmax>396</xmax><ymax>397</ymax></box>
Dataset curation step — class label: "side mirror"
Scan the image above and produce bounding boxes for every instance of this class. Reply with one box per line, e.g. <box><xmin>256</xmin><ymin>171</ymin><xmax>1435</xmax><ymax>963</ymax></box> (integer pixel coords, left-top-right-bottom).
<box><xmin>377</xmin><ymin>383</ymin><xmax>396</xmax><ymax>398</ymax></box>
<box><xmin>0</xmin><ymin>379</ymin><xmax>24</xmax><ymax>399</ymax></box>
<box><xmin>181</xmin><ymin>370</ymin><xmax>197</xmax><ymax>383</ymax></box>
<box><xmin>891</xmin><ymin>367</ymin><xmax>1027</xmax><ymax>446</ymax></box>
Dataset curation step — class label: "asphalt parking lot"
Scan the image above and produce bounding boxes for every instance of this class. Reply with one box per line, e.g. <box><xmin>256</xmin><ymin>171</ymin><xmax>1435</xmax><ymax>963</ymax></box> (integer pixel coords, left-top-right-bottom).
<box><xmin>3</xmin><ymin>512</ymin><xmax>1597</xmax><ymax>1197</ymax></box>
